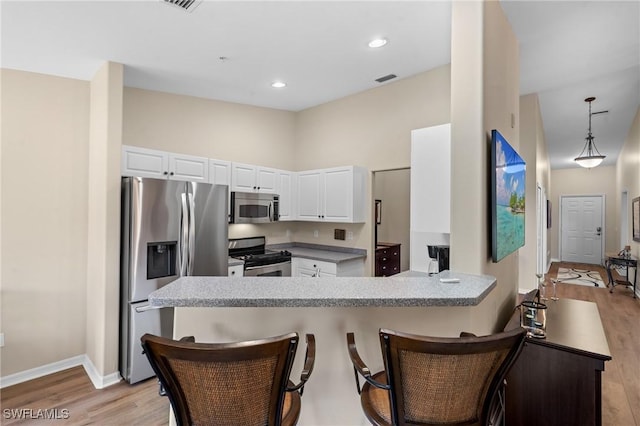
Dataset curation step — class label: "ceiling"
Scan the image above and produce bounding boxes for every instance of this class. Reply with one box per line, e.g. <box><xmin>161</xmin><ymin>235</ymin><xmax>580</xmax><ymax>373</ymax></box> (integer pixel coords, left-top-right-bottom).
<box><xmin>2</xmin><ymin>1</ymin><xmax>638</xmax><ymax>170</ymax></box>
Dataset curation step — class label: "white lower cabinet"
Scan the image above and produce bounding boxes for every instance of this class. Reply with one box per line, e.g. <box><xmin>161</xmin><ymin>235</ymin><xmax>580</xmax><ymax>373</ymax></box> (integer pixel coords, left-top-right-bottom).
<box><xmin>292</xmin><ymin>257</ymin><xmax>364</xmax><ymax>277</ymax></box>
<box><xmin>228</xmin><ymin>264</ymin><xmax>244</xmax><ymax>277</ymax></box>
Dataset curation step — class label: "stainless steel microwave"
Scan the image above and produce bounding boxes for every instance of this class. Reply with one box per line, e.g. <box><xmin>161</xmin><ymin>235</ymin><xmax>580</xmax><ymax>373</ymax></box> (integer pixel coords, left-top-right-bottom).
<box><xmin>230</xmin><ymin>192</ymin><xmax>279</xmax><ymax>224</ymax></box>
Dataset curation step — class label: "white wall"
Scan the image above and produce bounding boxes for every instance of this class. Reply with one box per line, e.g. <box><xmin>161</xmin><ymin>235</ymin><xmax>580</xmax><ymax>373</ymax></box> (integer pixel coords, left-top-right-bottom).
<box><xmin>410</xmin><ymin>124</ymin><xmax>451</xmax><ymax>273</ymax></box>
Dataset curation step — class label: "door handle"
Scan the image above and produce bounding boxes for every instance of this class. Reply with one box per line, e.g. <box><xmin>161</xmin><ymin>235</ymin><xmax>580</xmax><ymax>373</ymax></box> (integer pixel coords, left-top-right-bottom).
<box><xmin>596</xmin><ymin>226</ymin><xmax>602</xmax><ymax>236</ymax></box>
<box><xmin>187</xmin><ymin>193</ymin><xmax>195</xmax><ymax>275</ymax></box>
<box><xmin>135</xmin><ymin>304</ymin><xmax>163</xmax><ymax>313</ymax></box>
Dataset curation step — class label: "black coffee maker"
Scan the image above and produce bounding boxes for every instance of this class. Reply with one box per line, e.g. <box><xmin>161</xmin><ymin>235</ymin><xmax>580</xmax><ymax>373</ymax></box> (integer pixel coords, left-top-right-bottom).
<box><xmin>427</xmin><ymin>245</ymin><xmax>450</xmax><ymax>273</ymax></box>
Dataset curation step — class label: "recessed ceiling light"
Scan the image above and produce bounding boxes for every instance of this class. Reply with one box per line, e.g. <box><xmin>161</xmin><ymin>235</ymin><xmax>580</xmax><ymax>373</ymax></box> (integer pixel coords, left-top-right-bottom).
<box><xmin>368</xmin><ymin>38</ymin><xmax>388</xmax><ymax>48</ymax></box>
<box><xmin>271</xmin><ymin>81</ymin><xmax>286</xmax><ymax>88</ymax></box>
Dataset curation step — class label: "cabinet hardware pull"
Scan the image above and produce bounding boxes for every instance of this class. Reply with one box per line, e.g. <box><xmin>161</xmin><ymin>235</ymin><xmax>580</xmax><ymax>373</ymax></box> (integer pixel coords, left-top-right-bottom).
<box><xmin>163</xmin><ymin>171</ymin><xmax>168</xmax><ymax>175</ymax></box>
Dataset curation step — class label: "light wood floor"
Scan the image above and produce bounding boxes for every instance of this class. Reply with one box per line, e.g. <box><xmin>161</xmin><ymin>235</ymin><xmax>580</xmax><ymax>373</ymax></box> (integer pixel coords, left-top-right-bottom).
<box><xmin>1</xmin><ymin>261</ymin><xmax>638</xmax><ymax>425</ymax></box>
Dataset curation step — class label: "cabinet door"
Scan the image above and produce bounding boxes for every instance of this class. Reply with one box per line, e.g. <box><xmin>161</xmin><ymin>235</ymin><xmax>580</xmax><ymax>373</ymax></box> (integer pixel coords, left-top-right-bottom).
<box><xmin>277</xmin><ymin>171</ymin><xmax>295</xmax><ymax>221</ymax></box>
<box><xmin>209</xmin><ymin>159</ymin><xmax>231</xmax><ymax>186</ymax></box>
<box><xmin>231</xmin><ymin>163</ymin><xmax>257</xmax><ymax>192</ymax></box>
<box><xmin>121</xmin><ymin>145</ymin><xmax>169</xmax><ymax>179</ymax></box>
<box><xmin>297</xmin><ymin>171</ymin><xmax>323</xmax><ymax>220</ymax></box>
<box><xmin>228</xmin><ymin>264</ymin><xmax>244</xmax><ymax>277</ymax></box>
<box><xmin>169</xmin><ymin>153</ymin><xmax>209</xmax><ymax>182</ymax></box>
<box><xmin>323</xmin><ymin>167</ymin><xmax>352</xmax><ymax>222</ymax></box>
<box><xmin>256</xmin><ymin>167</ymin><xmax>278</xmax><ymax>193</ymax></box>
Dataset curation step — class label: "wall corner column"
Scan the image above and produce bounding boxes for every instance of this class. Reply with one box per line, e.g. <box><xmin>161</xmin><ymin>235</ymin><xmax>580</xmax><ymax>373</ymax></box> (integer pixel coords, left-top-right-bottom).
<box><xmin>86</xmin><ymin>61</ymin><xmax>123</xmax><ymax>385</ymax></box>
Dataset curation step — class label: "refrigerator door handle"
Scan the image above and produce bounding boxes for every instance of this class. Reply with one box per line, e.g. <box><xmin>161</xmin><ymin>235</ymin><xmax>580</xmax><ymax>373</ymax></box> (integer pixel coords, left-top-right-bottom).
<box><xmin>178</xmin><ymin>192</ymin><xmax>189</xmax><ymax>276</ymax></box>
<box><xmin>135</xmin><ymin>304</ymin><xmax>163</xmax><ymax>313</ymax></box>
<box><xmin>187</xmin><ymin>192</ymin><xmax>196</xmax><ymax>275</ymax></box>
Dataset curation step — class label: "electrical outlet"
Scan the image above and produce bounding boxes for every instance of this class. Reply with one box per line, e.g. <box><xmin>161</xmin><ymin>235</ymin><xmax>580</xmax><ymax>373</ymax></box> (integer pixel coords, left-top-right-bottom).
<box><xmin>313</xmin><ymin>230</ymin><xmax>319</xmax><ymax>238</ymax></box>
<box><xmin>347</xmin><ymin>231</ymin><xmax>354</xmax><ymax>240</ymax></box>
<box><xmin>0</xmin><ymin>333</ymin><xmax>4</xmax><ymax>348</ymax></box>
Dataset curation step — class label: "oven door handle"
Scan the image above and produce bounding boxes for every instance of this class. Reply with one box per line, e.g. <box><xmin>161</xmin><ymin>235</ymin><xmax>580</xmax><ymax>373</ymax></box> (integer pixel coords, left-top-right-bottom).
<box><xmin>244</xmin><ymin>260</ymin><xmax>291</xmax><ymax>272</ymax></box>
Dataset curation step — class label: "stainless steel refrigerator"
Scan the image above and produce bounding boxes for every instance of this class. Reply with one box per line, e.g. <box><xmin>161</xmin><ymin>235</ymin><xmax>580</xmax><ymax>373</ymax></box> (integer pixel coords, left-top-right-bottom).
<box><xmin>119</xmin><ymin>177</ymin><xmax>228</xmax><ymax>384</ymax></box>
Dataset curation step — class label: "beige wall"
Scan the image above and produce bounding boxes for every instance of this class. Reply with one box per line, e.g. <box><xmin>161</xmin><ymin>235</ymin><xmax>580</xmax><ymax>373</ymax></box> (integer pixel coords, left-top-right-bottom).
<box><xmin>85</xmin><ymin>62</ymin><xmax>123</xmax><ymax>382</ymax></box>
<box><xmin>1</xmin><ymin>70</ymin><xmax>90</xmax><ymax>376</ymax></box>
<box><xmin>294</xmin><ymin>66</ymin><xmax>451</xmax><ymax>274</ymax></box>
<box><xmin>519</xmin><ymin>94</ymin><xmax>551</xmax><ymax>291</ymax></box>
<box><xmin>0</xmin><ymin>65</ymin><xmax>451</xmax><ymax>379</ymax></box>
<box><xmin>616</xmin><ymin>106</ymin><xmax>640</xmax><ymax>259</ymax></box>
<box><xmin>373</xmin><ymin>169</ymin><xmax>411</xmax><ymax>272</ymax></box>
<box><xmin>451</xmin><ymin>0</ymin><xmax>520</xmax><ymax>331</ymax></box>
<box><xmin>123</xmin><ymin>88</ymin><xmax>297</xmax><ymax>171</ymax></box>
<box><xmin>549</xmin><ymin>166</ymin><xmax>617</xmax><ymax>261</ymax></box>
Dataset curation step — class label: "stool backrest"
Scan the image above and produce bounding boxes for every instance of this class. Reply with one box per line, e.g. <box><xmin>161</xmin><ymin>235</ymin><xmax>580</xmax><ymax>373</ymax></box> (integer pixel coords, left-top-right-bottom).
<box><xmin>380</xmin><ymin>327</ymin><xmax>526</xmax><ymax>425</ymax></box>
<box><xmin>141</xmin><ymin>332</ymin><xmax>299</xmax><ymax>426</ymax></box>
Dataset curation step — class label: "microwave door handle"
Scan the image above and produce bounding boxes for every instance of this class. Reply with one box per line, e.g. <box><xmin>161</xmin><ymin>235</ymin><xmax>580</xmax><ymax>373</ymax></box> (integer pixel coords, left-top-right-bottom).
<box><xmin>269</xmin><ymin>201</ymin><xmax>273</xmax><ymax>222</ymax></box>
<box><xmin>187</xmin><ymin>193</ymin><xmax>196</xmax><ymax>275</ymax></box>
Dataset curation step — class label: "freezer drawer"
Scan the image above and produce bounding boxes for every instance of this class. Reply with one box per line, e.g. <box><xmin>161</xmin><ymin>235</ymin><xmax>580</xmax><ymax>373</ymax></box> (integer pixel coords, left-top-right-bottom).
<box><xmin>122</xmin><ymin>301</ymin><xmax>173</xmax><ymax>384</ymax></box>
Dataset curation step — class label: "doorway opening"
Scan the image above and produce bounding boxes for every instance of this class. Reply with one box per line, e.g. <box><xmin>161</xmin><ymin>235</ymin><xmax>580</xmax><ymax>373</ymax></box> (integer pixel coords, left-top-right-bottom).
<box><xmin>372</xmin><ymin>168</ymin><xmax>411</xmax><ymax>276</ymax></box>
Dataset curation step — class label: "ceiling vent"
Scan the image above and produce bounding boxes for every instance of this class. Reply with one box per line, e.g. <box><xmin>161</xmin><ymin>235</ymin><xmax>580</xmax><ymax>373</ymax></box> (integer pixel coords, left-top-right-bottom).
<box><xmin>375</xmin><ymin>74</ymin><xmax>397</xmax><ymax>83</ymax></box>
<box><xmin>161</xmin><ymin>0</ymin><xmax>203</xmax><ymax>13</ymax></box>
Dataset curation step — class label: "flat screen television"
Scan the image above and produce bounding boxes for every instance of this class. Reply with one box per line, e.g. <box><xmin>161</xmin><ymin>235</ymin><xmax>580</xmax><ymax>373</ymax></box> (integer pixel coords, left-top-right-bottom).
<box><xmin>491</xmin><ymin>129</ymin><xmax>526</xmax><ymax>262</ymax></box>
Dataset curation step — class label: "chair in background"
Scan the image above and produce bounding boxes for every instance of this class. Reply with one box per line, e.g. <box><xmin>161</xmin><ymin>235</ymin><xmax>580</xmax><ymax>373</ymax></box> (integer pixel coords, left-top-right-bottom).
<box><xmin>141</xmin><ymin>332</ymin><xmax>315</xmax><ymax>426</ymax></box>
<box><xmin>346</xmin><ymin>327</ymin><xmax>526</xmax><ymax>426</ymax></box>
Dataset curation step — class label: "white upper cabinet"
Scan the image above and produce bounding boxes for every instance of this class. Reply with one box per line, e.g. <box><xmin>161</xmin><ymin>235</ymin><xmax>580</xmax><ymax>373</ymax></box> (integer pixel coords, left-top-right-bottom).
<box><xmin>169</xmin><ymin>153</ymin><xmax>209</xmax><ymax>182</ymax></box>
<box><xmin>209</xmin><ymin>159</ymin><xmax>232</xmax><ymax>187</ymax></box>
<box><xmin>297</xmin><ymin>166</ymin><xmax>367</xmax><ymax>223</ymax></box>
<box><xmin>121</xmin><ymin>145</ymin><xmax>168</xmax><ymax>179</ymax></box>
<box><xmin>122</xmin><ymin>145</ymin><xmax>208</xmax><ymax>182</ymax></box>
<box><xmin>277</xmin><ymin>170</ymin><xmax>296</xmax><ymax>221</ymax></box>
<box><xmin>297</xmin><ymin>170</ymin><xmax>323</xmax><ymax>220</ymax></box>
<box><xmin>231</xmin><ymin>163</ymin><xmax>278</xmax><ymax>193</ymax></box>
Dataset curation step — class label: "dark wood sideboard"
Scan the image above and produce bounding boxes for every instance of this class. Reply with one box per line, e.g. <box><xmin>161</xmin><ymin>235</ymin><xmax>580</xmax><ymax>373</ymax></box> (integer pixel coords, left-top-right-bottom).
<box><xmin>504</xmin><ymin>296</ymin><xmax>611</xmax><ymax>426</ymax></box>
<box><xmin>375</xmin><ymin>243</ymin><xmax>401</xmax><ymax>276</ymax></box>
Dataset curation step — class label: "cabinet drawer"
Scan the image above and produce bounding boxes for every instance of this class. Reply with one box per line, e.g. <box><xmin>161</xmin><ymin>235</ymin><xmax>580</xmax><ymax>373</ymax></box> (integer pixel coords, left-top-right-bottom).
<box><xmin>294</xmin><ymin>258</ymin><xmax>337</xmax><ymax>275</ymax></box>
<box><xmin>375</xmin><ymin>244</ymin><xmax>401</xmax><ymax>277</ymax></box>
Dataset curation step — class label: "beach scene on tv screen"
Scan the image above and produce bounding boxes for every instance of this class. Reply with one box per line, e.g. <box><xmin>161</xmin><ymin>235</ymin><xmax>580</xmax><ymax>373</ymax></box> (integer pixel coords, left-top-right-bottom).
<box><xmin>495</xmin><ymin>137</ymin><xmax>525</xmax><ymax>261</ymax></box>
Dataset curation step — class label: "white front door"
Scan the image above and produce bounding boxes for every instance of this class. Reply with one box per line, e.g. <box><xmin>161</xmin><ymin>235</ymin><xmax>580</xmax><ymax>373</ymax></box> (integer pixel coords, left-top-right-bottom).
<box><xmin>560</xmin><ymin>195</ymin><xmax>604</xmax><ymax>264</ymax></box>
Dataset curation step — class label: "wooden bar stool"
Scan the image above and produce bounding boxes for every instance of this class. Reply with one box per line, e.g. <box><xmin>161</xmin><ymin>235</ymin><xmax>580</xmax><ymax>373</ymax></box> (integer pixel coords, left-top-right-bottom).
<box><xmin>141</xmin><ymin>332</ymin><xmax>315</xmax><ymax>426</ymax></box>
<box><xmin>346</xmin><ymin>327</ymin><xmax>525</xmax><ymax>425</ymax></box>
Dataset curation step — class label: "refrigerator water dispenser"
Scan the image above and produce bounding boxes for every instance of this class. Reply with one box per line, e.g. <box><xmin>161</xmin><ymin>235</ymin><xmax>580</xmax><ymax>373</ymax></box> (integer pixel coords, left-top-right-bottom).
<box><xmin>147</xmin><ymin>242</ymin><xmax>177</xmax><ymax>279</ymax></box>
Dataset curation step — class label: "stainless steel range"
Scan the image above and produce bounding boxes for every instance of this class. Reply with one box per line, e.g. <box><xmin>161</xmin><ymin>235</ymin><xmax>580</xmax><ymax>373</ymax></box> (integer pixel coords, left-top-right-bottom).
<box><xmin>229</xmin><ymin>236</ymin><xmax>292</xmax><ymax>277</ymax></box>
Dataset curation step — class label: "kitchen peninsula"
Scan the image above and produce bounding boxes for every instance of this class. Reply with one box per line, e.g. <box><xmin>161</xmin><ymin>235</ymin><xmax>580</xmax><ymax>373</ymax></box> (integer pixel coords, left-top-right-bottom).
<box><xmin>149</xmin><ymin>272</ymin><xmax>499</xmax><ymax>425</ymax></box>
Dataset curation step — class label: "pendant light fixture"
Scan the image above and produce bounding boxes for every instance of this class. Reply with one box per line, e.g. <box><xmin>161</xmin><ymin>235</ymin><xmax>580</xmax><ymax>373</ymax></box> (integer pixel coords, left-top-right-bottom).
<box><xmin>574</xmin><ymin>96</ymin><xmax>606</xmax><ymax>168</ymax></box>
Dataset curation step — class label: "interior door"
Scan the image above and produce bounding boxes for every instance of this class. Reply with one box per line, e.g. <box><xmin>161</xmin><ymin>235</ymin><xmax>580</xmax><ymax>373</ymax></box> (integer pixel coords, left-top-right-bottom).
<box><xmin>561</xmin><ymin>195</ymin><xmax>603</xmax><ymax>264</ymax></box>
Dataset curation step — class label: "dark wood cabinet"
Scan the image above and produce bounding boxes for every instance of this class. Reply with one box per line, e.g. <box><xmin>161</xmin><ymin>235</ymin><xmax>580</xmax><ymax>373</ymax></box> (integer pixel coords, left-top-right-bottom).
<box><xmin>375</xmin><ymin>243</ymin><xmax>400</xmax><ymax>277</ymax></box>
<box><xmin>504</xmin><ymin>297</ymin><xmax>611</xmax><ymax>426</ymax></box>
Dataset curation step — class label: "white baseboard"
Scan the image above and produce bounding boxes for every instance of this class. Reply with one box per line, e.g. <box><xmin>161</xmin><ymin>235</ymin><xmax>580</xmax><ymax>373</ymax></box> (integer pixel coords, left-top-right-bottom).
<box><xmin>0</xmin><ymin>355</ymin><xmax>121</xmax><ymax>390</ymax></box>
<box><xmin>82</xmin><ymin>356</ymin><xmax>122</xmax><ymax>389</ymax></box>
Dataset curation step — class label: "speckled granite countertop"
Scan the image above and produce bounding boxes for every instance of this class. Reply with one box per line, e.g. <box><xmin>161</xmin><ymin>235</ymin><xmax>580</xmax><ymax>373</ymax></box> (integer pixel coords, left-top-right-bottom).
<box><xmin>267</xmin><ymin>242</ymin><xmax>366</xmax><ymax>263</ymax></box>
<box><xmin>149</xmin><ymin>271</ymin><xmax>496</xmax><ymax>308</ymax></box>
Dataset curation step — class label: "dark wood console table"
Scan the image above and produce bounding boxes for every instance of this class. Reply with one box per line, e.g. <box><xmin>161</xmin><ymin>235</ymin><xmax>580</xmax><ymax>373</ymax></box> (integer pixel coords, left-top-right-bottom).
<box><xmin>605</xmin><ymin>252</ymin><xmax>638</xmax><ymax>298</ymax></box>
<box><xmin>504</xmin><ymin>297</ymin><xmax>611</xmax><ymax>425</ymax></box>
